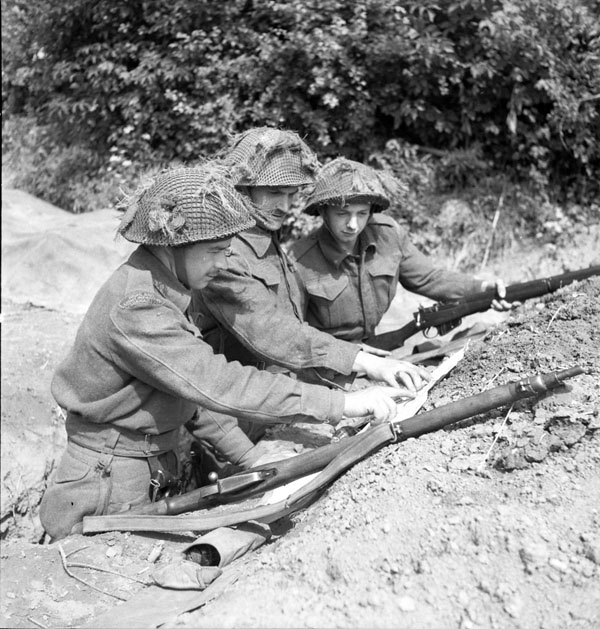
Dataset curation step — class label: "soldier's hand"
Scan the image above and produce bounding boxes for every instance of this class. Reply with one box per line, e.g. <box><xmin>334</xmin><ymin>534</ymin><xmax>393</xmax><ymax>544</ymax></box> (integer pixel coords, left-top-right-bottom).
<box><xmin>481</xmin><ymin>279</ymin><xmax>521</xmax><ymax>311</ymax></box>
<box><xmin>352</xmin><ymin>352</ymin><xmax>431</xmax><ymax>391</ymax></box>
<box><xmin>343</xmin><ymin>386</ymin><xmax>412</xmax><ymax>422</ymax></box>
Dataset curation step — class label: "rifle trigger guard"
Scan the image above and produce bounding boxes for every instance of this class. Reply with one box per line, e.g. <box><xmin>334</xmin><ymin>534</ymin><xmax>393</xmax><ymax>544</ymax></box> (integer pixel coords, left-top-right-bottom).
<box><xmin>422</xmin><ymin>326</ymin><xmax>438</xmax><ymax>339</ymax></box>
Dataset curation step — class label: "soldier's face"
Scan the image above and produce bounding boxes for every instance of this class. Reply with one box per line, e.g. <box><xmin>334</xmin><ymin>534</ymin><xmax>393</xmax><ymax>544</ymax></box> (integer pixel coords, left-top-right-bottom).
<box><xmin>172</xmin><ymin>239</ymin><xmax>232</xmax><ymax>290</ymax></box>
<box><xmin>248</xmin><ymin>186</ymin><xmax>300</xmax><ymax>230</ymax></box>
<box><xmin>323</xmin><ymin>201</ymin><xmax>371</xmax><ymax>249</ymax></box>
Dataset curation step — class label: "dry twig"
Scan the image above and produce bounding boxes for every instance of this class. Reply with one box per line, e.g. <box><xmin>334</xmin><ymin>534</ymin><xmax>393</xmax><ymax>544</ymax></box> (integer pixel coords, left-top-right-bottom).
<box><xmin>67</xmin><ymin>561</ymin><xmax>150</xmax><ymax>585</ymax></box>
<box><xmin>480</xmin><ymin>188</ymin><xmax>505</xmax><ymax>271</ymax></box>
<box><xmin>57</xmin><ymin>544</ymin><xmax>127</xmax><ymax>601</ymax></box>
<box><xmin>484</xmin><ymin>366</ymin><xmax>506</xmax><ymax>389</ymax></box>
<box><xmin>546</xmin><ymin>305</ymin><xmax>565</xmax><ymax>331</ymax></box>
<box><xmin>478</xmin><ymin>403</ymin><xmax>514</xmax><ymax>469</ymax></box>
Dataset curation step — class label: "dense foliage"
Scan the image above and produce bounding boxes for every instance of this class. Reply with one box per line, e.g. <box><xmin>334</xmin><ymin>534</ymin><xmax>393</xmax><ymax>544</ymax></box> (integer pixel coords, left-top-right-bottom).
<box><xmin>3</xmin><ymin>0</ymin><xmax>599</xmax><ymax>213</ymax></box>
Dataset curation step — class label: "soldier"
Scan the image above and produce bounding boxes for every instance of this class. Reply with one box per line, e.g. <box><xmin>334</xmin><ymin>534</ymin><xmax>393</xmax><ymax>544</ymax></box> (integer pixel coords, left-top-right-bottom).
<box><xmin>190</xmin><ymin>128</ymin><xmax>430</xmax><ymax>448</ymax></box>
<box><xmin>40</xmin><ymin>165</ymin><xmax>405</xmax><ymax>541</ymax></box>
<box><xmin>288</xmin><ymin>157</ymin><xmax>514</xmax><ymax>344</ymax></box>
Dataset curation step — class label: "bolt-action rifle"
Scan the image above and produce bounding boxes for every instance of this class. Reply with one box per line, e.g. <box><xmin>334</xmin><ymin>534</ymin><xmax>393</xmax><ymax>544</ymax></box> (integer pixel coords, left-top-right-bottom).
<box><xmin>82</xmin><ymin>366</ymin><xmax>585</xmax><ymax>535</ymax></box>
<box><xmin>364</xmin><ymin>265</ymin><xmax>600</xmax><ymax>352</ymax></box>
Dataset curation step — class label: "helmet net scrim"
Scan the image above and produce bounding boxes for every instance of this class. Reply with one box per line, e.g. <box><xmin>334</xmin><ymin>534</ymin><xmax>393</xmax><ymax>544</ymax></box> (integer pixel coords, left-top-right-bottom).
<box><xmin>117</xmin><ymin>164</ymin><xmax>255</xmax><ymax>246</ymax></box>
<box><xmin>222</xmin><ymin>127</ymin><xmax>320</xmax><ymax>188</ymax></box>
<box><xmin>304</xmin><ymin>157</ymin><xmax>398</xmax><ymax>215</ymax></box>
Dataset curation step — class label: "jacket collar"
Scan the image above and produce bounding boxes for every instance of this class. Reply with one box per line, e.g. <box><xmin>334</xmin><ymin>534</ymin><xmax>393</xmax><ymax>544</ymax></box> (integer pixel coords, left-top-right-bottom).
<box><xmin>237</xmin><ymin>225</ymin><xmax>274</xmax><ymax>258</ymax></box>
<box><xmin>317</xmin><ymin>219</ymin><xmax>378</xmax><ymax>269</ymax></box>
<box><xmin>130</xmin><ymin>246</ymin><xmax>191</xmax><ymax>312</ymax></box>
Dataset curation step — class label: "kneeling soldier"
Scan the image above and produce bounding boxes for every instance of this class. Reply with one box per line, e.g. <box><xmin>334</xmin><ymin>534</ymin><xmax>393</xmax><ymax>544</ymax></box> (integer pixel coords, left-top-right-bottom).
<box><xmin>40</xmin><ymin>164</ymin><xmax>403</xmax><ymax>540</ymax></box>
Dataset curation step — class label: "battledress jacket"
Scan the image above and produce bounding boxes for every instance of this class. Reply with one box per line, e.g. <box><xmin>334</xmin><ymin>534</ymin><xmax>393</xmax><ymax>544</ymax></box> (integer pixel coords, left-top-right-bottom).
<box><xmin>190</xmin><ymin>225</ymin><xmax>360</xmax><ymax>381</ymax></box>
<box><xmin>51</xmin><ymin>246</ymin><xmax>344</xmax><ymax>464</ymax></box>
<box><xmin>288</xmin><ymin>214</ymin><xmax>482</xmax><ymax>342</ymax></box>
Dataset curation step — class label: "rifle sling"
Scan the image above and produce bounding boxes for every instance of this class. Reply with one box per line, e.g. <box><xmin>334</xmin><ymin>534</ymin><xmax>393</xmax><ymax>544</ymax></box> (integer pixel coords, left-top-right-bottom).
<box><xmin>82</xmin><ymin>423</ymin><xmax>397</xmax><ymax>534</ymax></box>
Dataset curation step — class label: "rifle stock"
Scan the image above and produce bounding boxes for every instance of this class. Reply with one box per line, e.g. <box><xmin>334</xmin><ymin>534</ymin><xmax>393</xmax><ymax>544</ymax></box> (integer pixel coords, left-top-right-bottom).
<box><xmin>366</xmin><ymin>264</ymin><xmax>600</xmax><ymax>351</ymax></box>
<box><xmin>96</xmin><ymin>366</ymin><xmax>584</xmax><ymax>527</ymax></box>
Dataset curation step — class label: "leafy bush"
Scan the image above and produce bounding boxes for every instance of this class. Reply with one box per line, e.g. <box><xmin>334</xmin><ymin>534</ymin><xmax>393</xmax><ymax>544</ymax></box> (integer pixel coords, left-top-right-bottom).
<box><xmin>2</xmin><ymin>0</ymin><xmax>599</xmax><ymax>212</ymax></box>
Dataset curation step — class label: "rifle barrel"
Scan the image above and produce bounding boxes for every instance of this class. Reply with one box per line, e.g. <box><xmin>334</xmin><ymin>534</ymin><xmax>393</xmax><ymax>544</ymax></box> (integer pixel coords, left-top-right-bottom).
<box><xmin>398</xmin><ymin>366</ymin><xmax>584</xmax><ymax>438</ymax></box>
<box><xmin>367</xmin><ymin>265</ymin><xmax>600</xmax><ymax>350</ymax></box>
<box><xmin>133</xmin><ymin>367</ymin><xmax>584</xmax><ymax>518</ymax></box>
<box><xmin>83</xmin><ymin>367</ymin><xmax>586</xmax><ymax>533</ymax></box>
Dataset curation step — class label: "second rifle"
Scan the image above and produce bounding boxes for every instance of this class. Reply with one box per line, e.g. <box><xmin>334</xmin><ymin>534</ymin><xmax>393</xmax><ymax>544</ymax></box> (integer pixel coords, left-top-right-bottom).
<box><xmin>364</xmin><ymin>264</ymin><xmax>600</xmax><ymax>351</ymax></box>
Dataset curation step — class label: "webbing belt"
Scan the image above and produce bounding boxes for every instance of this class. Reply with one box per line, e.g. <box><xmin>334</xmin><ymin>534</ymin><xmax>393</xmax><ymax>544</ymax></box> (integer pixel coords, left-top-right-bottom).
<box><xmin>66</xmin><ymin>413</ymin><xmax>180</xmax><ymax>458</ymax></box>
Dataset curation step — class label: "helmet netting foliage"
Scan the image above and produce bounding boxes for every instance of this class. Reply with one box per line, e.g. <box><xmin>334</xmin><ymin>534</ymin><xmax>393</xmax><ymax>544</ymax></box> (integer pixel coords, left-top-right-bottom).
<box><xmin>222</xmin><ymin>127</ymin><xmax>320</xmax><ymax>188</ymax></box>
<box><xmin>304</xmin><ymin>157</ymin><xmax>399</xmax><ymax>215</ymax></box>
<box><xmin>118</xmin><ymin>165</ymin><xmax>255</xmax><ymax>246</ymax></box>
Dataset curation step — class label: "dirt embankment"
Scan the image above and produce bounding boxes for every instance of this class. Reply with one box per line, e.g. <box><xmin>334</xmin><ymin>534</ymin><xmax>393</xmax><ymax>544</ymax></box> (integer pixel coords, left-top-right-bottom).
<box><xmin>1</xmin><ymin>274</ymin><xmax>599</xmax><ymax>629</ymax></box>
<box><xmin>1</xmin><ymin>190</ymin><xmax>598</xmax><ymax>628</ymax></box>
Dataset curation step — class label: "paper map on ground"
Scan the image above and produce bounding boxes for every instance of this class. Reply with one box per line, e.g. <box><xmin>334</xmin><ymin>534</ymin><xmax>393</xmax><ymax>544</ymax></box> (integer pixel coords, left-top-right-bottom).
<box><xmin>257</xmin><ymin>346</ymin><xmax>466</xmax><ymax>506</ymax></box>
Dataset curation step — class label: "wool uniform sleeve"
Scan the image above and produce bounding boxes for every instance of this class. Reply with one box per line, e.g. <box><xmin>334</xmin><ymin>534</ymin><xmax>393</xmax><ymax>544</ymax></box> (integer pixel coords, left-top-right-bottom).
<box><xmin>395</xmin><ymin>225</ymin><xmax>482</xmax><ymax>300</ymax></box>
<box><xmin>108</xmin><ymin>292</ymin><xmax>345</xmax><ymax>424</ymax></box>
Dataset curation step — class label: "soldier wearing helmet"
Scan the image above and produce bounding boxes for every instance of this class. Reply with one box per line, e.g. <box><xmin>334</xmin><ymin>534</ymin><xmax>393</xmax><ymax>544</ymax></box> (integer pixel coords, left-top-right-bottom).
<box><xmin>190</xmin><ymin>128</ymin><xmax>430</xmax><ymax>445</ymax></box>
<box><xmin>40</xmin><ymin>164</ymin><xmax>404</xmax><ymax>540</ymax></box>
<box><xmin>289</xmin><ymin>157</ymin><xmax>514</xmax><ymax>344</ymax></box>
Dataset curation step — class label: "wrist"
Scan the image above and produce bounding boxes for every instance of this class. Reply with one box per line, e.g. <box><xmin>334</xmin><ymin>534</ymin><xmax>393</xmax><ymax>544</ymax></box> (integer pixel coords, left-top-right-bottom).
<box><xmin>351</xmin><ymin>350</ymin><xmax>370</xmax><ymax>375</ymax></box>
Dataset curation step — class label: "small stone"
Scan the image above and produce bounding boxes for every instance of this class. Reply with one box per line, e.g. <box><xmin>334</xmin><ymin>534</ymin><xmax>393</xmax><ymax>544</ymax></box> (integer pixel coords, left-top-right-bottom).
<box><xmin>440</xmin><ymin>439</ymin><xmax>453</xmax><ymax>455</ymax></box>
<box><xmin>450</xmin><ymin>457</ymin><xmax>471</xmax><ymax>471</ymax></box>
<box><xmin>548</xmin><ymin>557</ymin><xmax>569</xmax><ymax>573</ymax></box>
<box><xmin>519</xmin><ymin>541</ymin><xmax>550</xmax><ymax>572</ymax></box>
<box><xmin>587</xmin><ymin>414</ymin><xmax>600</xmax><ymax>431</ymax></box>
<box><xmin>147</xmin><ymin>541</ymin><xmax>164</xmax><ymax>563</ymax></box>
<box><xmin>397</xmin><ymin>596</ymin><xmax>416</xmax><ymax>612</ymax></box>
<box><xmin>503</xmin><ymin>595</ymin><xmax>523</xmax><ymax>618</ymax></box>
<box><xmin>459</xmin><ymin>617</ymin><xmax>474</xmax><ymax>629</ymax></box>
<box><xmin>583</xmin><ymin>539</ymin><xmax>600</xmax><ymax>564</ymax></box>
<box><xmin>106</xmin><ymin>545</ymin><xmax>122</xmax><ymax>558</ymax></box>
<box><xmin>581</xmin><ymin>561</ymin><xmax>596</xmax><ymax>578</ymax></box>
<box><xmin>505</xmin><ymin>361</ymin><xmax>520</xmax><ymax>372</ymax></box>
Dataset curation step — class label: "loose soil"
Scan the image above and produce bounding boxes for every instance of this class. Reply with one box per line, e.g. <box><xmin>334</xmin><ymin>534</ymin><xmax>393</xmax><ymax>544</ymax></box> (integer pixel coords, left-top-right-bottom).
<box><xmin>1</xmin><ymin>213</ymin><xmax>599</xmax><ymax>628</ymax></box>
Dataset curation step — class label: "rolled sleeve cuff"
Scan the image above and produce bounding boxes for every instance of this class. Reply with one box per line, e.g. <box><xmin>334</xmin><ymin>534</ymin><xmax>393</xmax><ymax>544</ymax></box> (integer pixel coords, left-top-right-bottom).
<box><xmin>320</xmin><ymin>341</ymin><xmax>361</xmax><ymax>375</ymax></box>
<box><xmin>299</xmin><ymin>382</ymin><xmax>345</xmax><ymax>423</ymax></box>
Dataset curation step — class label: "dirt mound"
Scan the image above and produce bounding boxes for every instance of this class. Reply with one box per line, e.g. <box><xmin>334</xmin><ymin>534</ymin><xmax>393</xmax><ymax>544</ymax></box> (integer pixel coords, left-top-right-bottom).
<box><xmin>1</xmin><ymin>189</ymin><xmax>135</xmax><ymax>542</ymax></box>
<box><xmin>1</xmin><ymin>275</ymin><xmax>598</xmax><ymax>628</ymax></box>
<box><xmin>173</xmin><ymin>278</ymin><xmax>599</xmax><ymax>629</ymax></box>
<box><xmin>1</xmin><ymin>200</ymin><xmax>598</xmax><ymax>628</ymax></box>
<box><xmin>1</xmin><ymin>189</ymin><xmax>136</xmax><ymax>314</ymax></box>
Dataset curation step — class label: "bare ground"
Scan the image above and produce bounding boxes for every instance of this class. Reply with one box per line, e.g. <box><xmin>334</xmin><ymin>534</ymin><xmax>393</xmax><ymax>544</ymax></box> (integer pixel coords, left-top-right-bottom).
<box><xmin>1</xmin><ymin>229</ymin><xmax>599</xmax><ymax>629</ymax></box>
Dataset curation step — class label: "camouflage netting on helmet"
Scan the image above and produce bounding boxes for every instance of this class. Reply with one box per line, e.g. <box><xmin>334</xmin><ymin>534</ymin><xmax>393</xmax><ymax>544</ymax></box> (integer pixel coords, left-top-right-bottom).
<box><xmin>117</xmin><ymin>165</ymin><xmax>256</xmax><ymax>246</ymax></box>
<box><xmin>221</xmin><ymin>127</ymin><xmax>320</xmax><ymax>188</ymax></box>
<box><xmin>304</xmin><ymin>157</ymin><xmax>398</xmax><ymax>215</ymax></box>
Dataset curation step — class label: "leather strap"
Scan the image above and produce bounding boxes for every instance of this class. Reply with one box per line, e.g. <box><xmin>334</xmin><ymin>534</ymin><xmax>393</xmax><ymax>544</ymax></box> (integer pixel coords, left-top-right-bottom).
<box><xmin>82</xmin><ymin>422</ymin><xmax>397</xmax><ymax>534</ymax></box>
